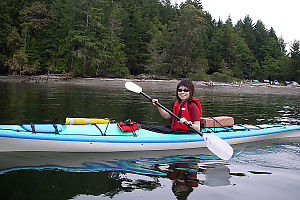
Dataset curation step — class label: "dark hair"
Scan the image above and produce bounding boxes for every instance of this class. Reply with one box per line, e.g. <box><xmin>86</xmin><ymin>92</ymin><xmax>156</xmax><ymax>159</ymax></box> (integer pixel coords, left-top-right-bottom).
<box><xmin>172</xmin><ymin>182</ymin><xmax>194</xmax><ymax>200</ymax></box>
<box><xmin>175</xmin><ymin>79</ymin><xmax>194</xmax><ymax>101</ymax></box>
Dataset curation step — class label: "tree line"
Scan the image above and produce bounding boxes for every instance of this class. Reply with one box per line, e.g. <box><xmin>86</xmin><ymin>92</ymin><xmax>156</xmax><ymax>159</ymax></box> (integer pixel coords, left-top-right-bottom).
<box><xmin>1</xmin><ymin>0</ymin><xmax>299</xmax><ymax>82</ymax></box>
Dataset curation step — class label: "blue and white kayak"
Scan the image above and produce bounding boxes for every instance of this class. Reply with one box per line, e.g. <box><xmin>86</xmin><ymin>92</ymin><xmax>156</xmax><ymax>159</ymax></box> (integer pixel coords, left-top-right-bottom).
<box><xmin>0</xmin><ymin>123</ymin><xmax>300</xmax><ymax>152</ymax></box>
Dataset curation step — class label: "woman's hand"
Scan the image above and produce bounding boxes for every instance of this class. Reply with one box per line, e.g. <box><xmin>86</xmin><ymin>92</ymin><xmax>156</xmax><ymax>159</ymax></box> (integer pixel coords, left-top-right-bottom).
<box><xmin>152</xmin><ymin>99</ymin><xmax>159</xmax><ymax>106</ymax></box>
<box><xmin>179</xmin><ymin>117</ymin><xmax>192</xmax><ymax>126</ymax></box>
<box><xmin>180</xmin><ymin>118</ymin><xmax>201</xmax><ymax>131</ymax></box>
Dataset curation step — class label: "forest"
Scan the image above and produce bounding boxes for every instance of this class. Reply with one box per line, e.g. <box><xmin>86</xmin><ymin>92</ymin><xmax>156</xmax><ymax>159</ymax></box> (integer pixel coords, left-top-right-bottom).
<box><xmin>0</xmin><ymin>0</ymin><xmax>299</xmax><ymax>82</ymax></box>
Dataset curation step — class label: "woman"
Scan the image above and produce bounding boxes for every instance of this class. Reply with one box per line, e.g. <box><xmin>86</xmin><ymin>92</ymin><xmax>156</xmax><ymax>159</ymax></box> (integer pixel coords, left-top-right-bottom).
<box><xmin>152</xmin><ymin>79</ymin><xmax>202</xmax><ymax>131</ymax></box>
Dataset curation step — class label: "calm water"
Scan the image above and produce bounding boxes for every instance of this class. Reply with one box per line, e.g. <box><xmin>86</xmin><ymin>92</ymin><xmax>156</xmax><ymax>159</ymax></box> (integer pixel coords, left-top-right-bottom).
<box><xmin>0</xmin><ymin>77</ymin><xmax>300</xmax><ymax>200</ymax></box>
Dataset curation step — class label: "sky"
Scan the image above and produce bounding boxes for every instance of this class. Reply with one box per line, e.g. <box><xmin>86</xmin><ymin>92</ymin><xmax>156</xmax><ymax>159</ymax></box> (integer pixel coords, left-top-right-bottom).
<box><xmin>172</xmin><ymin>0</ymin><xmax>299</xmax><ymax>48</ymax></box>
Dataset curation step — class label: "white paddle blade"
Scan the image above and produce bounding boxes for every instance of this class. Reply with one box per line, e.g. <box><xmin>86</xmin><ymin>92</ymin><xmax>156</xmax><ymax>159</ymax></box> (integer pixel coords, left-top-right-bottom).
<box><xmin>125</xmin><ymin>82</ymin><xmax>142</xmax><ymax>93</ymax></box>
<box><xmin>204</xmin><ymin>134</ymin><xmax>233</xmax><ymax>160</ymax></box>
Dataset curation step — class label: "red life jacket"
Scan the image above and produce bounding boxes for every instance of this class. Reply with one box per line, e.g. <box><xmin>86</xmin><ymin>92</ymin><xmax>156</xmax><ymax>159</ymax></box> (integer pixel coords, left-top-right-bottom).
<box><xmin>117</xmin><ymin>121</ymin><xmax>140</xmax><ymax>132</ymax></box>
<box><xmin>168</xmin><ymin>163</ymin><xmax>199</xmax><ymax>187</ymax></box>
<box><xmin>171</xmin><ymin>97</ymin><xmax>202</xmax><ymax>131</ymax></box>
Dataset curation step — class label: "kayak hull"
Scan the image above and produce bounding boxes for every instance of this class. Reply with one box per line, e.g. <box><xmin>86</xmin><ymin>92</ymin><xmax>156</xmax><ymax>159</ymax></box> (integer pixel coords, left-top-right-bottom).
<box><xmin>227</xmin><ymin>128</ymin><xmax>300</xmax><ymax>145</ymax></box>
<box><xmin>0</xmin><ymin>137</ymin><xmax>207</xmax><ymax>152</ymax></box>
<box><xmin>0</xmin><ymin>124</ymin><xmax>300</xmax><ymax>152</ymax></box>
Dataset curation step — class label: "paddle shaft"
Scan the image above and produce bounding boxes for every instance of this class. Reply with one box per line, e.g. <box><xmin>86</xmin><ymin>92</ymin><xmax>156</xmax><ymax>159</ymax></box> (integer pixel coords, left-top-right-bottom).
<box><xmin>140</xmin><ymin>91</ymin><xmax>204</xmax><ymax>137</ymax></box>
<box><xmin>125</xmin><ymin>81</ymin><xmax>233</xmax><ymax>160</ymax></box>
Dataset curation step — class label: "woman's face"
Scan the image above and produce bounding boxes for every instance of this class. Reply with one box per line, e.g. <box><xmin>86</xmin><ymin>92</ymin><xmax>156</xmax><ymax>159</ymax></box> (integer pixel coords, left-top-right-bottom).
<box><xmin>177</xmin><ymin>86</ymin><xmax>190</xmax><ymax>101</ymax></box>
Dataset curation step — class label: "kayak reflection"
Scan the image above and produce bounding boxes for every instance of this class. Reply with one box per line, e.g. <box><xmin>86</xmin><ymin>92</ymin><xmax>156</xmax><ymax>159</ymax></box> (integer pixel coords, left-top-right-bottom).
<box><xmin>0</xmin><ymin>152</ymin><xmax>232</xmax><ymax>200</ymax></box>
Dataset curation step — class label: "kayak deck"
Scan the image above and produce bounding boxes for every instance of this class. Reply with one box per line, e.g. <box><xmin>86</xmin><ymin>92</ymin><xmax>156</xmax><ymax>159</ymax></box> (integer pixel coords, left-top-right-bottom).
<box><xmin>0</xmin><ymin>123</ymin><xmax>300</xmax><ymax>152</ymax></box>
<box><xmin>0</xmin><ymin>124</ymin><xmax>300</xmax><ymax>143</ymax></box>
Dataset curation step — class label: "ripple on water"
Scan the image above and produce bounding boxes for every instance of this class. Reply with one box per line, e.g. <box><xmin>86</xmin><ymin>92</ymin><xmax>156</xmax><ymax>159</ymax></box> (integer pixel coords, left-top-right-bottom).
<box><xmin>232</xmin><ymin>143</ymin><xmax>300</xmax><ymax>170</ymax></box>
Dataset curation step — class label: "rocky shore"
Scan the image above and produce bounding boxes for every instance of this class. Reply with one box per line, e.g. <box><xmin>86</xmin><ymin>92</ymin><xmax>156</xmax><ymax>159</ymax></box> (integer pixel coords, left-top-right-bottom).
<box><xmin>1</xmin><ymin>75</ymin><xmax>299</xmax><ymax>95</ymax></box>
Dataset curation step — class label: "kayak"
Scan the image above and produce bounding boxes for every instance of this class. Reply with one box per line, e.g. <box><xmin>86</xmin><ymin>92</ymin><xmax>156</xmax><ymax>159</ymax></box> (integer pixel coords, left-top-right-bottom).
<box><xmin>0</xmin><ymin>123</ymin><xmax>300</xmax><ymax>152</ymax></box>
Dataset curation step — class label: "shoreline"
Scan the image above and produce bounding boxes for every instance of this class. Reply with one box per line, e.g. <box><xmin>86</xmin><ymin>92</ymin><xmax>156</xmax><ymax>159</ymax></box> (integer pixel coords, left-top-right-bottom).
<box><xmin>1</xmin><ymin>75</ymin><xmax>299</xmax><ymax>95</ymax></box>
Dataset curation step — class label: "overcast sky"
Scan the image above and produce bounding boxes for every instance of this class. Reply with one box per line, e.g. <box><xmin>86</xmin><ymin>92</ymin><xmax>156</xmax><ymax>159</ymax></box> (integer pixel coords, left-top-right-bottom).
<box><xmin>172</xmin><ymin>0</ymin><xmax>299</xmax><ymax>47</ymax></box>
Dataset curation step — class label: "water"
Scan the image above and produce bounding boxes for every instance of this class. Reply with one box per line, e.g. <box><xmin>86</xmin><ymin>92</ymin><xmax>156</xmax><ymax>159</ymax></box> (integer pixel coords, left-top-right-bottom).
<box><xmin>0</xmin><ymin>77</ymin><xmax>300</xmax><ymax>200</ymax></box>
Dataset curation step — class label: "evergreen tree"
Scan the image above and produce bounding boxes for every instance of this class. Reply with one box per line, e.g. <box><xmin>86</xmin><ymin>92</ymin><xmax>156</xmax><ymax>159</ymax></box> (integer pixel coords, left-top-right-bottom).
<box><xmin>159</xmin><ymin>0</ymin><xmax>177</xmax><ymax>24</ymax></box>
<box><xmin>0</xmin><ymin>0</ymin><xmax>297</xmax><ymax>81</ymax></box>
<box><xmin>146</xmin><ymin>19</ymin><xmax>169</xmax><ymax>75</ymax></box>
<box><xmin>120</xmin><ymin>0</ymin><xmax>152</xmax><ymax>75</ymax></box>
<box><xmin>289</xmin><ymin>40</ymin><xmax>300</xmax><ymax>82</ymax></box>
<box><xmin>207</xmin><ymin>23</ymin><xmax>225</xmax><ymax>74</ymax></box>
<box><xmin>180</xmin><ymin>0</ymin><xmax>203</xmax><ymax>9</ymax></box>
<box><xmin>6</xmin><ymin>1</ymin><xmax>50</xmax><ymax>74</ymax></box>
<box><xmin>101</xmin><ymin>2</ymin><xmax>128</xmax><ymax>77</ymax></box>
<box><xmin>254</xmin><ymin>20</ymin><xmax>269</xmax><ymax>63</ymax></box>
<box><xmin>242</xmin><ymin>15</ymin><xmax>257</xmax><ymax>53</ymax></box>
<box><xmin>166</xmin><ymin>4</ymin><xmax>204</xmax><ymax>77</ymax></box>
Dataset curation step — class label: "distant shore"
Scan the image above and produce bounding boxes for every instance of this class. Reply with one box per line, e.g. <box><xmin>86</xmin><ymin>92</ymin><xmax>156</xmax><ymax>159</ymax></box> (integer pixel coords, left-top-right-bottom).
<box><xmin>1</xmin><ymin>75</ymin><xmax>299</xmax><ymax>95</ymax></box>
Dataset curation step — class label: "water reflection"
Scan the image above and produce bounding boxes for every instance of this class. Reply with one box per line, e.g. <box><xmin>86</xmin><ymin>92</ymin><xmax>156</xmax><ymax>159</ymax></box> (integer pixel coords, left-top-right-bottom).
<box><xmin>0</xmin><ymin>170</ymin><xmax>126</xmax><ymax>200</ymax></box>
<box><xmin>154</xmin><ymin>162</ymin><xmax>232</xmax><ymax>199</ymax></box>
<box><xmin>233</xmin><ymin>142</ymin><xmax>300</xmax><ymax>170</ymax></box>
<box><xmin>0</xmin><ymin>152</ymin><xmax>233</xmax><ymax>200</ymax></box>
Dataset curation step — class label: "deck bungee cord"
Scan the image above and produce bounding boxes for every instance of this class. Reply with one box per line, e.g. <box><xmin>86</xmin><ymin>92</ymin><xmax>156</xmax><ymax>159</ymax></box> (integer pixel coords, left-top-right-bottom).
<box><xmin>0</xmin><ymin>122</ymin><xmax>292</xmax><ymax>136</ymax></box>
<box><xmin>1</xmin><ymin>122</ymin><xmax>300</xmax><ymax>153</ymax></box>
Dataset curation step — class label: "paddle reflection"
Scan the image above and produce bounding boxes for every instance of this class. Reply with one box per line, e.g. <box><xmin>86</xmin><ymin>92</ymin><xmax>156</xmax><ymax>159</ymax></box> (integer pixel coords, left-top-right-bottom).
<box><xmin>202</xmin><ymin>164</ymin><xmax>231</xmax><ymax>187</ymax></box>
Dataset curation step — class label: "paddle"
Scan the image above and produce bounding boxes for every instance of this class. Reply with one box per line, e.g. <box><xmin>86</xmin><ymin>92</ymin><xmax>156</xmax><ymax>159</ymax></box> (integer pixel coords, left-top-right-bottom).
<box><xmin>125</xmin><ymin>81</ymin><xmax>233</xmax><ymax>160</ymax></box>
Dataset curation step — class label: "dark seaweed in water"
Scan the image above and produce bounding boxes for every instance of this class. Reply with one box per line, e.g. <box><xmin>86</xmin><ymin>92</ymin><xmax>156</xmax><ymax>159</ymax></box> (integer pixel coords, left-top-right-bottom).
<box><xmin>248</xmin><ymin>171</ymin><xmax>272</xmax><ymax>175</ymax></box>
